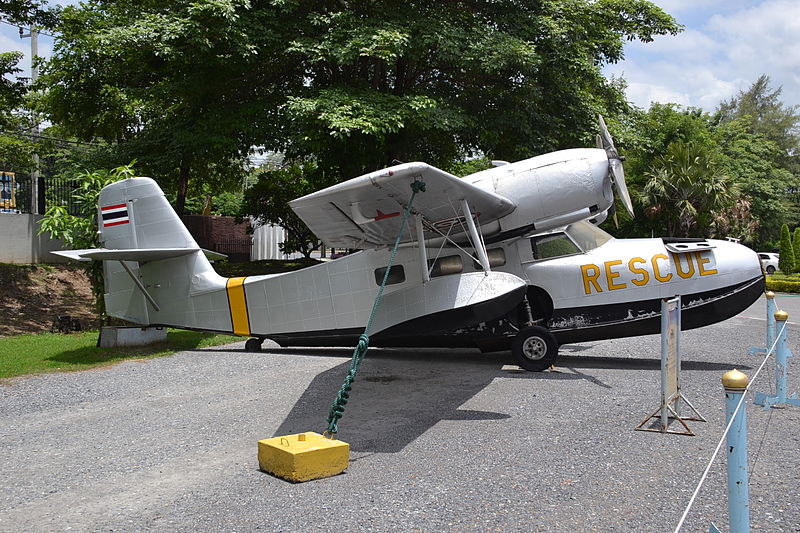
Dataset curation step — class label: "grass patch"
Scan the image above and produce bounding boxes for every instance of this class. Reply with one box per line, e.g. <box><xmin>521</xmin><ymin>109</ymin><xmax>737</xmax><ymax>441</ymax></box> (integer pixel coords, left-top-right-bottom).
<box><xmin>0</xmin><ymin>329</ymin><xmax>240</xmax><ymax>380</ymax></box>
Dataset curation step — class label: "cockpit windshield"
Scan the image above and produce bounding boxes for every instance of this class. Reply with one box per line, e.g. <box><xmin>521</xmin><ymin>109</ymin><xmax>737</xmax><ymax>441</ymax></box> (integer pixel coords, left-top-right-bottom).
<box><xmin>564</xmin><ymin>220</ymin><xmax>613</xmax><ymax>251</ymax></box>
<box><xmin>529</xmin><ymin>221</ymin><xmax>614</xmax><ymax>261</ymax></box>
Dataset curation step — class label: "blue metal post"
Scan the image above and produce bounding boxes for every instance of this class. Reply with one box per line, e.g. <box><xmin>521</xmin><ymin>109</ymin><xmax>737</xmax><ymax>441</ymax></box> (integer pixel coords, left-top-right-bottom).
<box><xmin>749</xmin><ymin>291</ymin><xmax>776</xmax><ymax>356</ymax></box>
<box><xmin>754</xmin><ymin>310</ymin><xmax>800</xmax><ymax>409</ymax></box>
<box><xmin>723</xmin><ymin>369</ymin><xmax>750</xmax><ymax>533</ymax></box>
<box><xmin>766</xmin><ymin>292</ymin><xmax>776</xmax><ymax>349</ymax></box>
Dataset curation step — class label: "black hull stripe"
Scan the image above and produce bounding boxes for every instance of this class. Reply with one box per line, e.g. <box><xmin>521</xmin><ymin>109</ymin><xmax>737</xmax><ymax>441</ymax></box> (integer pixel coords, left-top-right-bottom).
<box><xmin>549</xmin><ymin>275</ymin><xmax>765</xmax><ymax>344</ymax></box>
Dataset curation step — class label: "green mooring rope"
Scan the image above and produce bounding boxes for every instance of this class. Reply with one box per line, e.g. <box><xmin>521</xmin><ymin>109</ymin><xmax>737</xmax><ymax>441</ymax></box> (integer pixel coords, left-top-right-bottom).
<box><xmin>325</xmin><ymin>180</ymin><xmax>426</xmax><ymax>436</ymax></box>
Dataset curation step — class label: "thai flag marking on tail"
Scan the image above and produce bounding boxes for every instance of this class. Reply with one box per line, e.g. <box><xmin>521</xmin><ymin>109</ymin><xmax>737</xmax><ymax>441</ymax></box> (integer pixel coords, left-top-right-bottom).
<box><xmin>101</xmin><ymin>203</ymin><xmax>129</xmax><ymax>227</ymax></box>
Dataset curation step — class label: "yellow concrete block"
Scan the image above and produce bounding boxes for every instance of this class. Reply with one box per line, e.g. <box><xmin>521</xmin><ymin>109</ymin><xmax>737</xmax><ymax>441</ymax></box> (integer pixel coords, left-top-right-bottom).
<box><xmin>258</xmin><ymin>432</ymin><xmax>349</xmax><ymax>482</ymax></box>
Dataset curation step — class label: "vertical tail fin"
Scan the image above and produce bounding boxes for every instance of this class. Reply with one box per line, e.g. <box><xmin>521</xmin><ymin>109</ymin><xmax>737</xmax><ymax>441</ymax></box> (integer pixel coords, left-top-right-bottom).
<box><xmin>99</xmin><ymin>177</ymin><xmax>198</xmax><ymax>250</ymax></box>
<box><xmin>98</xmin><ymin>177</ymin><xmax>226</xmax><ymax>327</ymax></box>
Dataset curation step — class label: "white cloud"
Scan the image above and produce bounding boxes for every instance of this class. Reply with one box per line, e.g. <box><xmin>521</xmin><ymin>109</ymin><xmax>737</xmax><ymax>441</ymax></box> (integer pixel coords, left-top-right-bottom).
<box><xmin>607</xmin><ymin>0</ymin><xmax>800</xmax><ymax>111</ymax></box>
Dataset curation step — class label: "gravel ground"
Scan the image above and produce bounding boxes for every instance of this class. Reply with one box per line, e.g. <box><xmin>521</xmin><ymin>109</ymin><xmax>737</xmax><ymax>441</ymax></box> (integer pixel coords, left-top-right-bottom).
<box><xmin>1</xmin><ymin>294</ymin><xmax>799</xmax><ymax>533</ymax></box>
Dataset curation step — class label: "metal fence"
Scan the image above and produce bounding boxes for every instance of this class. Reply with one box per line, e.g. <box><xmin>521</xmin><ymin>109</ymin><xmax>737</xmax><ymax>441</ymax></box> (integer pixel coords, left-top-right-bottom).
<box><xmin>1</xmin><ymin>171</ymin><xmax>81</xmax><ymax>215</ymax></box>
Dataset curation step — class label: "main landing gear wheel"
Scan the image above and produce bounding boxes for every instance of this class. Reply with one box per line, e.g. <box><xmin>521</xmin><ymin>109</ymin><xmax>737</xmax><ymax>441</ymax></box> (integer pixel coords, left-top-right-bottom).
<box><xmin>245</xmin><ymin>338</ymin><xmax>263</xmax><ymax>352</ymax></box>
<box><xmin>511</xmin><ymin>326</ymin><xmax>559</xmax><ymax>372</ymax></box>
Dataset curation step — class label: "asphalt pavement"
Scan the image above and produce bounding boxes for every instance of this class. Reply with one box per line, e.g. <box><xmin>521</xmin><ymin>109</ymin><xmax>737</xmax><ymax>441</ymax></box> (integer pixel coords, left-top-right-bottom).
<box><xmin>1</xmin><ymin>294</ymin><xmax>799</xmax><ymax>532</ymax></box>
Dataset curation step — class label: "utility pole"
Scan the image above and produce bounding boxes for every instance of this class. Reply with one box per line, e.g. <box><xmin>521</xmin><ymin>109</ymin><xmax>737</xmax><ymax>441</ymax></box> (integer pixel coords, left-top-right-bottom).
<box><xmin>19</xmin><ymin>25</ymin><xmax>39</xmax><ymax>214</ymax></box>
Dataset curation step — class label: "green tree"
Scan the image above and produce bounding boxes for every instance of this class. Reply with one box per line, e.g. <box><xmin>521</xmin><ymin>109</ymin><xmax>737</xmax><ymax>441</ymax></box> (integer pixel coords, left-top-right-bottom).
<box><xmin>715</xmin><ymin>117</ymin><xmax>798</xmax><ymax>246</ymax></box>
<box><xmin>778</xmin><ymin>224</ymin><xmax>795</xmax><ymax>275</ymax></box>
<box><xmin>712</xmin><ymin>196</ymin><xmax>759</xmax><ymax>244</ymax></box>
<box><xmin>640</xmin><ymin>141</ymin><xmax>734</xmax><ymax>237</ymax></box>
<box><xmin>0</xmin><ymin>0</ymin><xmax>60</xmax><ymax>27</ymax></box>
<box><xmin>39</xmin><ymin>164</ymin><xmax>135</xmax><ymax>322</ymax></box>
<box><xmin>617</xmin><ymin>99</ymin><xmax>798</xmax><ymax>247</ymax></box>
<box><xmin>278</xmin><ymin>0</ymin><xmax>679</xmax><ymax>178</ymax></box>
<box><xmin>717</xmin><ymin>75</ymin><xmax>800</xmax><ymax>172</ymax></box>
<box><xmin>38</xmin><ymin>0</ymin><xmax>293</xmax><ymax>214</ymax></box>
<box><xmin>38</xmin><ymin>0</ymin><xmax>679</xmax><ymax>214</ymax></box>
<box><xmin>241</xmin><ymin>162</ymin><xmax>337</xmax><ymax>257</ymax></box>
<box><xmin>792</xmin><ymin>228</ymin><xmax>800</xmax><ymax>271</ymax></box>
<box><xmin>610</xmin><ymin>104</ymin><xmax>717</xmax><ymax>238</ymax></box>
<box><xmin>0</xmin><ymin>51</ymin><xmax>36</xmax><ymax>198</ymax></box>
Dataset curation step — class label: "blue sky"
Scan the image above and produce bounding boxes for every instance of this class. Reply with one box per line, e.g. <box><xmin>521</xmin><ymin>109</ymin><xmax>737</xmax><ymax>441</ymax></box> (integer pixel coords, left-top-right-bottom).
<box><xmin>2</xmin><ymin>0</ymin><xmax>798</xmax><ymax>113</ymax></box>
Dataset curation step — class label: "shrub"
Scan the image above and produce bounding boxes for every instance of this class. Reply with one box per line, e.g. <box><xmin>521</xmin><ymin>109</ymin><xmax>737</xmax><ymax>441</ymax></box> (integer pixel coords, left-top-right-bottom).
<box><xmin>766</xmin><ymin>278</ymin><xmax>800</xmax><ymax>294</ymax></box>
<box><xmin>778</xmin><ymin>224</ymin><xmax>795</xmax><ymax>274</ymax></box>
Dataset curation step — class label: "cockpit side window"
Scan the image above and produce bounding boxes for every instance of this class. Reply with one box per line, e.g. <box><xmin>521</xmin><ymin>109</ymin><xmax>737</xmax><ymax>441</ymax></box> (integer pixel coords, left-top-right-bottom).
<box><xmin>530</xmin><ymin>233</ymin><xmax>580</xmax><ymax>260</ymax></box>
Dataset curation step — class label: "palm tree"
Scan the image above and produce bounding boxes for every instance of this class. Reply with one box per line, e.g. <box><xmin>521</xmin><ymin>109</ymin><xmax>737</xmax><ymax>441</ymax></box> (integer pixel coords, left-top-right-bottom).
<box><xmin>640</xmin><ymin>141</ymin><xmax>734</xmax><ymax>237</ymax></box>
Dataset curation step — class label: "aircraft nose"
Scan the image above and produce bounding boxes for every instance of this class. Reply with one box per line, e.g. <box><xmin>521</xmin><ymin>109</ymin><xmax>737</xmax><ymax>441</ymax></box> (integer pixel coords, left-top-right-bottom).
<box><xmin>710</xmin><ymin>239</ymin><xmax>763</xmax><ymax>280</ymax></box>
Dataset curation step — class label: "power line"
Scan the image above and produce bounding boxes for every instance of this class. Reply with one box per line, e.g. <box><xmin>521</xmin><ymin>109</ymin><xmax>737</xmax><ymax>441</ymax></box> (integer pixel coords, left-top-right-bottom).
<box><xmin>0</xmin><ymin>18</ymin><xmax>57</xmax><ymax>38</ymax></box>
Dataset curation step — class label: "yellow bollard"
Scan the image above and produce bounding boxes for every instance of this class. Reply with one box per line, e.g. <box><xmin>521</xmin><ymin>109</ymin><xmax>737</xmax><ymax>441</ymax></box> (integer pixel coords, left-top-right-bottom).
<box><xmin>258</xmin><ymin>432</ymin><xmax>349</xmax><ymax>482</ymax></box>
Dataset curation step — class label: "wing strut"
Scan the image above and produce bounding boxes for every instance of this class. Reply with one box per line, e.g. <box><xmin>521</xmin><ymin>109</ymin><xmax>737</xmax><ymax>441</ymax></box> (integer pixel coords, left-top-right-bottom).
<box><xmin>118</xmin><ymin>260</ymin><xmax>161</xmax><ymax>312</ymax></box>
<box><xmin>461</xmin><ymin>198</ymin><xmax>490</xmax><ymax>273</ymax></box>
<box><xmin>414</xmin><ymin>214</ymin><xmax>430</xmax><ymax>282</ymax></box>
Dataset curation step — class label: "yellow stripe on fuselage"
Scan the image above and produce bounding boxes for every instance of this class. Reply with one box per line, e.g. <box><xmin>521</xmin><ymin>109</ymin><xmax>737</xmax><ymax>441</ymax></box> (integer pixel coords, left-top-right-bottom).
<box><xmin>226</xmin><ymin>277</ymin><xmax>251</xmax><ymax>336</ymax></box>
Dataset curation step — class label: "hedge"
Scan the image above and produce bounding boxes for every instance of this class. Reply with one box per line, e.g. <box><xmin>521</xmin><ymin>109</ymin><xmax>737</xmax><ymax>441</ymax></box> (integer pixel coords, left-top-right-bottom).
<box><xmin>766</xmin><ymin>278</ymin><xmax>800</xmax><ymax>294</ymax></box>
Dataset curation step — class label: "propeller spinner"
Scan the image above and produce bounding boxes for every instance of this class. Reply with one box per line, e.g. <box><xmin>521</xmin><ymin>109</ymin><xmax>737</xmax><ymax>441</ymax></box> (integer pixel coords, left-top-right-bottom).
<box><xmin>597</xmin><ymin>115</ymin><xmax>634</xmax><ymax>218</ymax></box>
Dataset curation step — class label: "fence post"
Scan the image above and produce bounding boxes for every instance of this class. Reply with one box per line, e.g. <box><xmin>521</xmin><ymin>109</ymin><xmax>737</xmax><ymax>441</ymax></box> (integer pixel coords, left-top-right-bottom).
<box><xmin>749</xmin><ymin>291</ymin><xmax>776</xmax><ymax>356</ymax></box>
<box><xmin>723</xmin><ymin>369</ymin><xmax>750</xmax><ymax>533</ymax></box>
<box><xmin>754</xmin><ymin>310</ymin><xmax>800</xmax><ymax>409</ymax></box>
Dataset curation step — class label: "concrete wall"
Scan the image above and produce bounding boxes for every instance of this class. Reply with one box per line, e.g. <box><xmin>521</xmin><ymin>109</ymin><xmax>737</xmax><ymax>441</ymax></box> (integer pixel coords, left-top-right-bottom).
<box><xmin>0</xmin><ymin>214</ymin><xmax>68</xmax><ymax>264</ymax></box>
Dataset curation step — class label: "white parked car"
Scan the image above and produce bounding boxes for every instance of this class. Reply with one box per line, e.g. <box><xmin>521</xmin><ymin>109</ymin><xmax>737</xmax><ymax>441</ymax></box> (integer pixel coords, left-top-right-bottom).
<box><xmin>758</xmin><ymin>252</ymin><xmax>779</xmax><ymax>275</ymax></box>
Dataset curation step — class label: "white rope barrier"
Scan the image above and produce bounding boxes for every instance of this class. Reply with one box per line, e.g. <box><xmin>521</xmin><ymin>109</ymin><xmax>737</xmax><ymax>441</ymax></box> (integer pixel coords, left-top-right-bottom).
<box><xmin>671</xmin><ymin>319</ymin><xmax>788</xmax><ymax>533</ymax></box>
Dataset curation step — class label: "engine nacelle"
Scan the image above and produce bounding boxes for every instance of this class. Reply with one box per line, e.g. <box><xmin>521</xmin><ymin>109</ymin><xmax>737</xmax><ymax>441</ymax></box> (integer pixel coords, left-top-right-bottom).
<box><xmin>466</xmin><ymin>148</ymin><xmax>613</xmax><ymax>238</ymax></box>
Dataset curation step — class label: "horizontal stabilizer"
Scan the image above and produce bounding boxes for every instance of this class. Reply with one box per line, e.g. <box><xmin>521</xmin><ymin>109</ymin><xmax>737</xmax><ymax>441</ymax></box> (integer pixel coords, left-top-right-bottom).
<box><xmin>52</xmin><ymin>247</ymin><xmax>202</xmax><ymax>262</ymax></box>
<box><xmin>201</xmin><ymin>248</ymin><xmax>228</xmax><ymax>261</ymax></box>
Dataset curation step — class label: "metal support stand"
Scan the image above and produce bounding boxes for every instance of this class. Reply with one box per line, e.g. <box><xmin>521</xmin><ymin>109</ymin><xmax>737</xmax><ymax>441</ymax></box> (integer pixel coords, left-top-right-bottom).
<box><xmin>748</xmin><ymin>291</ymin><xmax>776</xmax><ymax>356</ymax></box>
<box><xmin>636</xmin><ymin>296</ymin><xmax>705</xmax><ymax>435</ymax></box>
<box><xmin>754</xmin><ymin>310</ymin><xmax>800</xmax><ymax>409</ymax></box>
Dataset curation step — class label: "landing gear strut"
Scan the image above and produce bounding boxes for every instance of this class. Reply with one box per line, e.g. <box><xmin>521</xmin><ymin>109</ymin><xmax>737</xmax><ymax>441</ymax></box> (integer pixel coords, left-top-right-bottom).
<box><xmin>245</xmin><ymin>337</ymin><xmax>263</xmax><ymax>352</ymax></box>
<box><xmin>511</xmin><ymin>326</ymin><xmax>559</xmax><ymax>371</ymax></box>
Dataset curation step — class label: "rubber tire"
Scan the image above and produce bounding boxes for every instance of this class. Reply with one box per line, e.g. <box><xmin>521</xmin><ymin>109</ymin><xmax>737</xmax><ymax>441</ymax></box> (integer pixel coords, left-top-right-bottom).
<box><xmin>245</xmin><ymin>338</ymin><xmax>263</xmax><ymax>352</ymax></box>
<box><xmin>766</xmin><ymin>265</ymin><xmax>776</xmax><ymax>275</ymax></box>
<box><xmin>511</xmin><ymin>326</ymin><xmax>559</xmax><ymax>371</ymax></box>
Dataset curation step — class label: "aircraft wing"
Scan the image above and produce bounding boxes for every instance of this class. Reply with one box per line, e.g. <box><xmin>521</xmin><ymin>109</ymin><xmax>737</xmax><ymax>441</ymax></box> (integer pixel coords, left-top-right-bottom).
<box><xmin>289</xmin><ymin>162</ymin><xmax>516</xmax><ymax>248</ymax></box>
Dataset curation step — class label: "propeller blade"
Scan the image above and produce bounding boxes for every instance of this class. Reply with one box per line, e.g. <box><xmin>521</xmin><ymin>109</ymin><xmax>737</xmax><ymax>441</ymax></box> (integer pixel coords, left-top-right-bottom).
<box><xmin>611</xmin><ymin>158</ymin><xmax>634</xmax><ymax>218</ymax></box>
<box><xmin>598</xmin><ymin>114</ymin><xmax>634</xmax><ymax>219</ymax></box>
<box><xmin>598</xmin><ymin>115</ymin><xmax>615</xmax><ymax>154</ymax></box>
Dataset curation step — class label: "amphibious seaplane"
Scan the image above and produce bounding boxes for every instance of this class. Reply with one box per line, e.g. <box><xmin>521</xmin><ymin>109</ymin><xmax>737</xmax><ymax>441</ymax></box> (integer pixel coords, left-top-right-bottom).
<box><xmin>54</xmin><ymin>118</ymin><xmax>764</xmax><ymax>370</ymax></box>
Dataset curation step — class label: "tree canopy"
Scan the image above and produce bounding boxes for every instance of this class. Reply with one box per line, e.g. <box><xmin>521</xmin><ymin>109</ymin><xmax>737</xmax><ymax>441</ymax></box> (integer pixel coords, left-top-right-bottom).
<box><xmin>717</xmin><ymin>74</ymin><xmax>800</xmax><ymax>173</ymax></box>
<box><xmin>612</xmin><ymin>78</ymin><xmax>800</xmax><ymax>249</ymax></box>
<box><xmin>36</xmin><ymin>0</ymin><xmax>680</xmax><ymax>217</ymax></box>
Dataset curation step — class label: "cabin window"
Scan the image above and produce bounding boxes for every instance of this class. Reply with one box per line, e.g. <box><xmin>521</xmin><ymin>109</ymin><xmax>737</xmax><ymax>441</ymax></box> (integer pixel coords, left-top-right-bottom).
<box><xmin>531</xmin><ymin>233</ymin><xmax>580</xmax><ymax>260</ymax></box>
<box><xmin>428</xmin><ymin>255</ymin><xmax>463</xmax><ymax>277</ymax></box>
<box><xmin>565</xmin><ymin>220</ymin><xmax>613</xmax><ymax>251</ymax></box>
<box><xmin>472</xmin><ymin>248</ymin><xmax>506</xmax><ymax>269</ymax></box>
<box><xmin>374</xmin><ymin>265</ymin><xmax>406</xmax><ymax>285</ymax></box>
